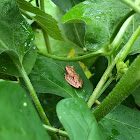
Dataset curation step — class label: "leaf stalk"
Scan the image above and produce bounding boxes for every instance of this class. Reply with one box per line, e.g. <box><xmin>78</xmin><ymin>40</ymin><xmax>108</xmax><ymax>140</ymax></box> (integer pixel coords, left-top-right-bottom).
<box><xmin>19</xmin><ymin>66</ymin><xmax>60</xmax><ymax>140</ymax></box>
<box><xmin>121</xmin><ymin>0</ymin><xmax>140</xmax><ymax>15</ymax></box>
<box><xmin>38</xmin><ymin>50</ymin><xmax>102</xmax><ymax>61</ymax></box>
<box><xmin>19</xmin><ymin>66</ymin><xmax>51</xmax><ymax>125</ymax></box>
<box><xmin>43</xmin><ymin>124</ymin><xmax>69</xmax><ymax>138</ymax></box>
<box><xmin>40</xmin><ymin>0</ymin><xmax>51</xmax><ymax>53</ymax></box>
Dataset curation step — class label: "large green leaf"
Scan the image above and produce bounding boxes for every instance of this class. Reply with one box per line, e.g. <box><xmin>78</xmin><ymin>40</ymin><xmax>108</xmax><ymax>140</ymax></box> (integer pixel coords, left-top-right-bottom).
<box><xmin>0</xmin><ymin>80</ymin><xmax>50</xmax><ymax>140</ymax></box>
<box><xmin>99</xmin><ymin>105</ymin><xmax>140</xmax><ymax>140</ymax></box>
<box><xmin>17</xmin><ymin>0</ymin><xmax>64</xmax><ymax>41</ymax></box>
<box><xmin>56</xmin><ymin>98</ymin><xmax>102</xmax><ymax>140</ymax></box>
<box><xmin>0</xmin><ymin>0</ymin><xmax>37</xmax><ymax>76</ymax></box>
<box><xmin>62</xmin><ymin>0</ymin><xmax>140</xmax><ymax>52</ymax></box>
<box><xmin>0</xmin><ymin>0</ymin><xmax>34</xmax><ymax>61</ymax></box>
<box><xmin>25</xmin><ymin>55</ymin><xmax>93</xmax><ymax>101</ymax></box>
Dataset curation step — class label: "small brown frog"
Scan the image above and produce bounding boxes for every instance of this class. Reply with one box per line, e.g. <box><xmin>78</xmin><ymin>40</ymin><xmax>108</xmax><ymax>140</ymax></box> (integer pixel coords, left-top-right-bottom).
<box><xmin>65</xmin><ymin>65</ymin><xmax>83</xmax><ymax>88</ymax></box>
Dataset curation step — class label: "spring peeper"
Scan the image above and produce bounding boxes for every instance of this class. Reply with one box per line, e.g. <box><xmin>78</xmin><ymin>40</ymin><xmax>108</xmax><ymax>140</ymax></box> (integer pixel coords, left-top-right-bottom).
<box><xmin>65</xmin><ymin>65</ymin><xmax>83</xmax><ymax>88</ymax></box>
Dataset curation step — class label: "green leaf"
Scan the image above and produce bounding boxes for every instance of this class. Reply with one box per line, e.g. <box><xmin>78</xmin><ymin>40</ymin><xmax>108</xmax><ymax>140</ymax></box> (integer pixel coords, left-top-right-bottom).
<box><xmin>52</xmin><ymin>1</ymin><xmax>86</xmax><ymax>48</ymax></box>
<box><xmin>0</xmin><ymin>0</ymin><xmax>34</xmax><ymax>61</ymax></box>
<box><xmin>56</xmin><ymin>98</ymin><xmax>102</xmax><ymax>140</ymax></box>
<box><xmin>17</xmin><ymin>0</ymin><xmax>64</xmax><ymax>41</ymax></box>
<box><xmin>25</xmin><ymin>55</ymin><xmax>93</xmax><ymax>101</ymax></box>
<box><xmin>0</xmin><ymin>47</ymin><xmax>37</xmax><ymax>76</ymax></box>
<box><xmin>0</xmin><ymin>0</ymin><xmax>36</xmax><ymax>76</ymax></box>
<box><xmin>94</xmin><ymin>54</ymin><xmax>140</xmax><ymax>121</ymax></box>
<box><xmin>99</xmin><ymin>105</ymin><xmax>140</xmax><ymax>139</ymax></box>
<box><xmin>61</xmin><ymin>0</ymin><xmax>133</xmax><ymax>51</ymax></box>
<box><xmin>61</xmin><ymin>22</ymin><xmax>86</xmax><ymax>48</ymax></box>
<box><xmin>0</xmin><ymin>80</ymin><xmax>50</xmax><ymax>140</ymax></box>
<box><xmin>132</xmin><ymin>85</ymin><xmax>140</xmax><ymax>106</ymax></box>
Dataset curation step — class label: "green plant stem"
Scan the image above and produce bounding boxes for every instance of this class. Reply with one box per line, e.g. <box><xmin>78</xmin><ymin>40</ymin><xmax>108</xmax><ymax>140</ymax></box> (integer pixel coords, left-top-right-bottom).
<box><xmin>121</xmin><ymin>0</ymin><xmax>140</xmax><ymax>15</ymax></box>
<box><xmin>110</xmin><ymin>14</ymin><xmax>134</xmax><ymax>53</ymax></box>
<box><xmin>38</xmin><ymin>50</ymin><xmax>102</xmax><ymax>61</ymax></box>
<box><xmin>40</xmin><ymin>0</ymin><xmax>51</xmax><ymax>53</ymax></box>
<box><xmin>120</xmin><ymin>25</ymin><xmax>140</xmax><ymax>61</ymax></box>
<box><xmin>87</xmin><ymin>63</ymin><xmax>116</xmax><ymax>108</ymax></box>
<box><xmin>19</xmin><ymin>66</ymin><xmax>60</xmax><ymax>139</ymax></box>
<box><xmin>19</xmin><ymin>66</ymin><xmax>50</xmax><ymax>125</ymax></box>
<box><xmin>110</xmin><ymin>10</ymin><xmax>135</xmax><ymax>42</ymax></box>
<box><xmin>43</xmin><ymin>124</ymin><xmax>69</xmax><ymax>138</ymax></box>
<box><xmin>19</xmin><ymin>66</ymin><xmax>60</xmax><ymax>140</ymax></box>
<box><xmin>42</xmin><ymin>29</ymin><xmax>51</xmax><ymax>53</ymax></box>
<box><xmin>87</xmin><ymin>51</ymin><xmax>122</xmax><ymax>108</ymax></box>
<box><xmin>98</xmin><ymin>77</ymin><xmax>114</xmax><ymax>98</ymax></box>
<box><xmin>40</xmin><ymin>0</ymin><xmax>45</xmax><ymax>11</ymax></box>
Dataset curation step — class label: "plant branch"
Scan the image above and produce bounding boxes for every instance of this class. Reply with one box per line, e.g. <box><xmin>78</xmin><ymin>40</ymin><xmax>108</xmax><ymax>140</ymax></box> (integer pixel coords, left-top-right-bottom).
<box><xmin>43</xmin><ymin>124</ymin><xmax>69</xmax><ymax>138</ymax></box>
<box><xmin>87</xmin><ymin>62</ymin><xmax>116</xmax><ymax>108</ymax></box>
<box><xmin>19</xmin><ymin>66</ymin><xmax>60</xmax><ymax>140</ymax></box>
<box><xmin>120</xmin><ymin>25</ymin><xmax>140</xmax><ymax>61</ymax></box>
<box><xmin>98</xmin><ymin>76</ymin><xmax>114</xmax><ymax>98</ymax></box>
<box><xmin>19</xmin><ymin>66</ymin><xmax>50</xmax><ymax>125</ymax></box>
<box><xmin>121</xmin><ymin>0</ymin><xmax>140</xmax><ymax>15</ymax></box>
<box><xmin>40</xmin><ymin>0</ymin><xmax>45</xmax><ymax>11</ymax></box>
<box><xmin>38</xmin><ymin>50</ymin><xmax>102</xmax><ymax>61</ymax></box>
<box><xmin>110</xmin><ymin>10</ymin><xmax>135</xmax><ymax>42</ymax></box>
<box><xmin>110</xmin><ymin>14</ymin><xmax>134</xmax><ymax>53</ymax></box>
<box><xmin>40</xmin><ymin>0</ymin><xmax>51</xmax><ymax>53</ymax></box>
<box><xmin>42</xmin><ymin>29</ymin><xmax>51</xmax><ymax>53</ymax></box>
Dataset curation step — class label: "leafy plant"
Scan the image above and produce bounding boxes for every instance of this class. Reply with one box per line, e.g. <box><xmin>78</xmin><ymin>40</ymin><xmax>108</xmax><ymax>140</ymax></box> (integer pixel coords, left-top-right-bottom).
<box><xmin>0</xmin><ymin>0</ymin><xmax>140</xmax><ymax>139</ymax></box>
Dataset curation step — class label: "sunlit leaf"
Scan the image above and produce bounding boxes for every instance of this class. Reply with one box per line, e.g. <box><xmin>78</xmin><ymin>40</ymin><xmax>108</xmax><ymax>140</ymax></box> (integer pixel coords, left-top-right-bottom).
<box><xmin>62</xmin><ymin>0</ymin><xmax>140</xmax><ymax>52</ymax></box>
<box><xmin>25</xmin><ymin>55</ymin><xmax>93</xmax><ymax>101</ymax></box>
<box><xmin>0</xmin><ymin>80</ymin><xmax>50</xmax><ymax>140</ymax></box>
<box><xmin>0</xmin><ymin>0</ymin><xmax>36</xmax><ymax>76</ymax></box>
<box><xmin>57</xmin><ymin>98</ymin><xmax>102</xmax><ymax>140</ymax></box>
<box><xmin>17</xmin><ymin>0</ymin><xmax>64</xmax><ymax>41</ymax></box>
